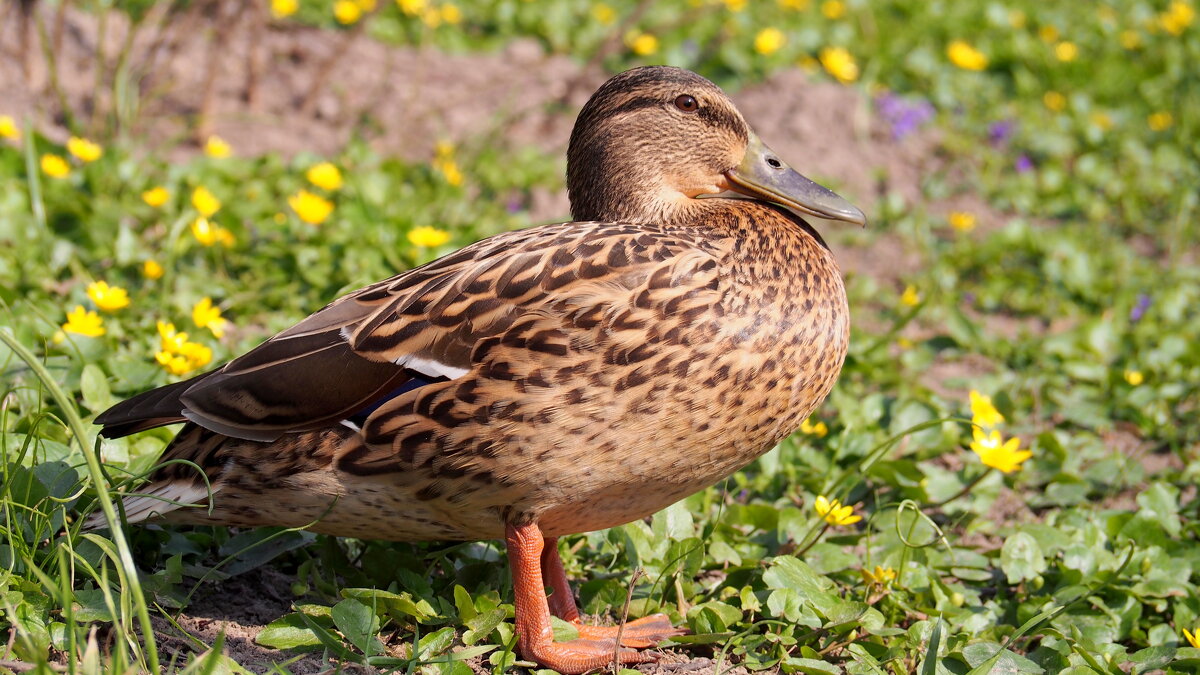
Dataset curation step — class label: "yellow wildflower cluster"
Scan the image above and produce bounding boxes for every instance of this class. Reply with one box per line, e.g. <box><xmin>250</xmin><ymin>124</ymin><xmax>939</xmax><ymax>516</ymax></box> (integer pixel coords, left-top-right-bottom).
<box><xmin>754</xmin><ymin>28</ymin><xmax>786</xmax><ymax>55</ymax></box>
<box><xmin>821</xmin><ymin>0</ymin><xmax>844</xmax><ymax>19</ymax></box>
<box><xmin>62</xmin><ymin>305</ymin><xmax>105</xmax><ymax>337</ymax></box>
<box><xmin>861</xmin><ymin>565</ymin><xmax>896</xmax><ymax>586</ymax></box>
<box><xmin>192</xmin><ymin>186</ymin><xmax>221</xmax><ymax>217</ymax></box>
<box><xmin>949</xmin><ymin>211</ymin><xmax>976</xmax><ymax>232</ymax></box>
<box><xmin>192</xmin><ymin>297</ymin><xmax>229</xmax><ymax>338</ymax></box>
<box><xmin>800</xmin><ymin>417</ymin><xmax>828</xmax><ymax>437</ymax></box>
<box><xmin>626</xmin><ymin>31</ymin><xmax>659</xmax><ymax>57</ymax></box>
<box><xmin>86</xmin><ymin>281</ymin><xmax>130</xmax><ymax>312</ymax></box>
<box><xmin>289</xmin><ymin>189</ymin><xmax>335</xmax><ymax>225</ymax></box>
<box><xmin>967</xmin><ymin>390</ymin><xmax>1031</xmax><ymax>474</ymax></box>
<box><xmin>191</xmin><ymin>217</ymin><xmax>236</xmax><ymax>247</ymax></box>
<box><xmin>205</xmin><ymin>135</ymin><xmax>232</xmax><ymax>158</ymax></box>
<box><xmin>271</xmin><ymin>0</ymin><xmax>298</xmax><ymax>18</ymax></box>
<box><xmin>142</xmin><ymin>186</ymin><xmax>170</xmax><ymax>207</ymax></box>
<box><xmin>819</xmin><ymin>46</ymin><xmax>858</xmax><ymax>84</ymax></box>
<box><xmin>67</xmin><ymin>137</ymin><xmax>103</xmax><ymax>162</ymax></box>
<box><xmin>899</xmin><ymin>285</ymin><xmax>920</xmax><ymax>307</ymax></box>
<box><xmin>813</xmin><ymin>495</ymin><xmax>861</xmax><ymax>526</ymax></box>
<box><xmin>306</xmin><ymin>162</ymin><xmax>344</xmax><ymax>190</ymax></box>
<box><xmin>41</xmin><ymin>154</ymin><xmax>70</xmax><ymax>179</ymax></box>
<box><xmin>155</xmin><ymin>321</ymin><xmax>213</xmax><ymax>376</ymax></box>
<box><xmin>0</xmin><ymin>115</ymin><xmax>20</xmax><ymax>141</ymax></box>
<box><xmin>407</xmin><ymin>225</ymin><xmax>451</xmax><ymax>248</ymax></box>
<box><xmin>1159</xmin><ymin>0</ymin><xmax>1195</xmax><ymax>35</ymax></box>
<box><xmin>433</xmin><ymin>141</ymin><xmax>464</xmax><ymax>186</ymax></box>
<box><xmin>394</xmin><ymin>0</ymin><xmax>458</xmax><ymax>25</ymax></box>
<box><xmin>947</xmin><ymin>40</ymin><xmax>988</xmax><ymax>71</ymax></box>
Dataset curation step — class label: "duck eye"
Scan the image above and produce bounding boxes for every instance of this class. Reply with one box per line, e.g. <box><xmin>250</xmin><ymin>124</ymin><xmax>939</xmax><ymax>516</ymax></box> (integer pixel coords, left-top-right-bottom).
<box><xmin>674</xmin><ymin>94</ymin><xmax>699</xmax><ymax>112</ymax></box>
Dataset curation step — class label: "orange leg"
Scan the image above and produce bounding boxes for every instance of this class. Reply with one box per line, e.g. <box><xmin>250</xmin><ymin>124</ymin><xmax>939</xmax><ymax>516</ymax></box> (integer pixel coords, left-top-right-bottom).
<box><xmin>506</xmin><ymin>523</ymin><xmax>683</xmax><ymax>673</ymax></box>
<box><xmin>540</xmin><ymin>535</ymin><xmax>688</xmax><ymax>648</ymax></box>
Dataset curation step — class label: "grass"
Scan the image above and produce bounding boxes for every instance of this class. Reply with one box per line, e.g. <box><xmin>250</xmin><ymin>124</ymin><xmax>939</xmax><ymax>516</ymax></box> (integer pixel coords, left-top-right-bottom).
<box><xmin>1</xmin><ymin>0</ymin><xmax>1199</xmax><ymax>673</ymax></box>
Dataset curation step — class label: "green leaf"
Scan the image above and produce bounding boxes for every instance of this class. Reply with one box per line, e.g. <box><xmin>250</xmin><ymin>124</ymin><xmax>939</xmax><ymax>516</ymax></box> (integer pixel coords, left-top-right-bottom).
<box><xmin>1000</xmin><ymin>532</ymin><xmax>1047</xmax><ymax>583</ymax></box>
<box><xmin>79</xmin><ymin>364</ymin><xmax>113</xmax><ymax>413</ymax></box>
<box><xmin>463</xmin><ymin>607</ymin><xmax>506</xmax><ymax>645</ymax></box>
<box><xmin>256</xmin><ymin>613</ymin><xmax>322</xmax><ymax>651</ymax></box>
<box><xmin>332</xmin><ymin>598</ymin><xmax>381</xmax><ymax>657</ymax></box>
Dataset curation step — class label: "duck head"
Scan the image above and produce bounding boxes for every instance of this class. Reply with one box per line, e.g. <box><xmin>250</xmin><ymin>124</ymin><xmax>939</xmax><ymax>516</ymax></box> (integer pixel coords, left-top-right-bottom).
<box><xmin>567</xmin><ymin>66</ymin><xmax>866</xmax><ymax>227</ymax></box>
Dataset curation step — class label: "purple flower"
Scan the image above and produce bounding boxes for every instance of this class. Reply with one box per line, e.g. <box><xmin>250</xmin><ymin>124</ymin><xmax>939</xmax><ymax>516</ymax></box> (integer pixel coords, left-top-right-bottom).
<box><xmin>876</xmin><ymin>93</ymin><xmax>935</xmax><ymax>140</ymax></box>
<box><xmin>1130</xmin><ymin>293</ymin><xmax>1151</xmax><ymax>322</ymax></box>
<box><xmin>989</xmin><ymin>120</ymin><xmax>1016</xmax><ymax>146</ymax></box>
<box><xmin>963</xmin><ymin>291</ymin><xmax>976</xmax><ymax>306</ymax></box>
<box><xmin>1015</xmin><ymin>154</ymin><xmax>1034</xmax><ymax>173</ymax></box>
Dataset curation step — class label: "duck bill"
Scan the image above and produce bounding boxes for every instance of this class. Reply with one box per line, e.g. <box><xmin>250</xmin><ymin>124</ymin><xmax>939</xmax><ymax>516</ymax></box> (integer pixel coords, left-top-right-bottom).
<box><xmin>725</xmin><ymin>132</ymin><xmax>867</xmax><ymax>226</ymax></box>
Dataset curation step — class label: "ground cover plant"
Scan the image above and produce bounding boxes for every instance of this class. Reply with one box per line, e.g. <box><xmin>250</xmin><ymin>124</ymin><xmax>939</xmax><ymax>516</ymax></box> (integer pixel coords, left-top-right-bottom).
<box><xmin>1</xmin><ymin>0</ymin><xmax>1198</xmax><ymax>673</ymax></box>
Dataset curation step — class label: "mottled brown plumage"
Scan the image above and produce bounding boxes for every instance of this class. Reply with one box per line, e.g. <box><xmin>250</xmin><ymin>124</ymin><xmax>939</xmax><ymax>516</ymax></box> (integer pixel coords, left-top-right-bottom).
<box><xmin>94</xmin><ymin>66</ymin><xmax>864</xmax><ymax>672</ymax></box>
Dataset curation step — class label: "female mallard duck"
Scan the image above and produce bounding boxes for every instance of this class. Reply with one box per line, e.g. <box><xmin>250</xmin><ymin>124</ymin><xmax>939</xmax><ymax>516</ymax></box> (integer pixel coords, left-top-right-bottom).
<box><xmin>95</xmin><ymin>66</ymin><xmax>865</xmax><ymax>672</ymax></box>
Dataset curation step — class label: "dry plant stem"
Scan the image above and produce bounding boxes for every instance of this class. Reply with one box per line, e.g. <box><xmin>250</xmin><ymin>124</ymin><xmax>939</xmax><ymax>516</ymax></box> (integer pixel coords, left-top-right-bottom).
<box><xmin>243</xmin><ymin>0</ymin><xmax>265</xmax><ymax>110</ymax></box>
<box><xmin>300</xmin><ymin>15</ymin><xmax>372</xmax><ymax>117</ymax></box>
<box><xmin>195</xmin><ymin>0</ymin><xmax>225</xmax><ymax>143</ymax></box>
<box><xmin>794</xmin><ymin>522</ymin><xmax>831</xmax><ymax>557</ymax></box>
<box><xmin>18</xmin><ymin>0</ymin><xmax>35</xmax><ymax>80</ymax></box>
<box><xmin>612</xmin><ymin>568</ymin><xmax>646</xmax><ymax>675</ymax></box>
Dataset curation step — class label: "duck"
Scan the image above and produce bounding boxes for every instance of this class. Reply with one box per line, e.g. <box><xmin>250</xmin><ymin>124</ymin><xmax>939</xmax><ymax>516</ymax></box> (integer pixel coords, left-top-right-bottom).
<box><xmin>94</xmin><ymin>65</ymin><xmax>865</xmax><ymax>673</ymax></box>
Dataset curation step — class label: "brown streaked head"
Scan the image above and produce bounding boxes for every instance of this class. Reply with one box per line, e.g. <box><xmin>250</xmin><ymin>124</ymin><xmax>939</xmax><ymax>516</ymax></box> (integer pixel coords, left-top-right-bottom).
<box><xmin>566</xmin><ymin>66</ymin><xmax>866</xmax><ymax>227</ymax></box>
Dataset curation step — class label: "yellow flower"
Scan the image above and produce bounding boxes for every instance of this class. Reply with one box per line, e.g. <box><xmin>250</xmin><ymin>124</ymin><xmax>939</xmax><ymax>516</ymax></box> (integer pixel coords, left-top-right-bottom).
<box><xmin>754</xmin><ymin>28</ymin><xmax>786</xmax><ymax>55</ymax></box>
<box><xmin>814</xmin><ymin>495</ymin><xmax>862</xmax><ymax>526</ymax></box>
<box><xmin>271</xmin><ymin>0</ymin><xmax>298</xmax><ymax>18</ymax></box>
<box><xmin>723</xmin><ymin>0</ymin><xmax>747</xmax><ymax>11</ymax></box>
<box><xmin>440</xmin><ymin>3</ymin><xmax>462</xmax><ymax>23</ymax></box>
<box><xmin>191</xmin><ymin>217</ymin><xmax>218</xmax><ymax>246</ymax></box>
<box><xmin>900</xmin><ymin>285</ymin><xmax>920</xmax><ymax>307</ymax></box>
<box><xmin>420</xmin><ymin>7</ymin><xmax>441</xmax><ymax>27</ymax></box>
<box><xmin>970</xmin><ymin>428</ymin><xmax>1031</xmax><ymax>474</ymax></box>
<box><xmin>1148</xmin><ymin>111</ymin><xmax>1174</xmax><ymax>131</ymax></box>
<box><xmin>157</xmin><ymin>321</ymin><xmax>189</xmax><ymax>353</ymax></box>
<box><xmin>334</xmin><ymin>0</ymin><xmax>363</xmax><ymax>24</ymax></box>
<box><xmin>896</xmin><ymin>336</ymin><xmax>913</xmax><ymax>350</ymax></box>
<box><xmin>288</xmin><ymin>189</ymin><xmax>334</xmax><ymax>225</ymax></box>
<box><xmin>821</xmin><ymin>0</ymin><xmax>844</xmax><ymax>19</ymax></box>
<box><xmin>1043</xmin><ymin>91</ymin><xmax>1067</xmax><ymax>112</ymax></box>
<box><xmin>969</xmin><ymin>390</ymin><xmax>1005</xmax><ymax>428</ymax></box>
<box><xmin>779</xmin><ymin>0</ymin><xmax>810</xmax><ymax>9</ymax></box>
<box><xmin>306</xmin><ymin>162</ymin><xmax>344</xmax><ymax>190</ymax></box>
<box><xmin>592</xmin><ymin>3</ymin><xmax>616</xmax><ymax>24</ymax></box>
<box><xmin>800</xmin><ymin>417</ymin><xmax>828</xmax><ymax>437</ymax></box>
<box><xmin>1124</xmin><ymin>370</ymin><xmax>1144</xmax><ymax>386</ymax></box>
<box><xmin>142</xmin><ymin>186</ymin><xmax>170</xmax><ymax>207</ymax></box>
<box><xmin>356</xmin><ymin>0</ymin><xmax>377</xmax><ymax>10</ymax></box>
<box><xmin>627</xmin><ymin>32</ymin><xmax>659</xmax><ymax>56</ymax></box>
<box><xmin>1008</xmin><ymin>10</ymin><xmax>1026</xmax><ymax>28</ymax></box>
<box><xmin>1184</xmin><ymin>627</ymin><xmax>1200</xmax><ymax>648</ymax></box>
<box><xmin>204</xmin><ymin>135</ymin><xmax>231</xmax><ymax>158</ymax></box>
<box><xmin>396</xmin><ymin>0</ymin><xmax>425</xmax><ymax>15</ymax></box>
<box><xmin>178</xmin><ymin>341</ymin><xmax>213</xmax><ymax>369</ymax></box>
<box><xmin>86</xmin><ymin>281</ymin><xmax>130</xmax><ymax>312</ymax></box>
<box><xmin>861</xmin><ymin>565</ymin><xmax>896</xmax><ymax>585</ymax></box>
<box><xmin>191</xmin><ymin>186</ymin><xmax>221</xmax><ymax>217</ymax></box>
<box><xmin>142</xmin><ymin>259</ymin><xmax>164</xmax><ymax>280</ymax></box>
<box><xmin>1038</xmin><ymin>25</ymin><xmax>1059</xmax><ymax>42</ymax></box>
<box><xmin>407</xmin><ymin>225</ymin><xmax>451</xmax><ymax>248</ymax></box>
<box><xmin>67</xmin><ymin>136</ymin><xmax>103</xmax><ymax>162</ymax></box>
<box><xmin>62</xmin><ymin>305</ymin><xmax>105</xmax><ymax>337</ymax></box>
<box><xmin>1160</xmin><ymin>0</ymin><xmax>1195</xmax><ymax>35</ymax></box>
<box><xmin>949</xmin><ymin>211</ymin><xmax>976</xmax><ymax>232</ymax></box>
<box><xmin>41</xmin><ymin>154</ymin><xmax>70</xmax><ymax>179</ymax></box>
<box><xmin>819</xmin><ymin>46</ymin><xmax>859</xmax><ymax>83</ymax></box>
<box><xmin>1120</xmin><ymin>30</ymin><xmax>1141</xmax><ymax>49</ymax></box>
<box><xmin>192</xmin><ymin>297</ymin><xmax>229</xmax><ymax>338</ymax></box>
<box><xmin>155</xmin><ymin>351</ymin><xmax>193</xmax><ymax>376</ymax></box>
<box><xmin>0</xmin><ymin>115</ymin><xmax>19</xmax><ymax>140</ymax></box>
<box><xmin>1089</xmin><ymin>112</ymin><xmax>1113</xmax><ymax>131</ymax></box>
<box><xmin>1054</xmin><ymin>41</ymin><xmax>1078</xmax><ymax>62</ymax></box>
<box><xmin>946</xmin><ymin>40</ymin><xmax>988</xmax><ymax>71</ymax></box>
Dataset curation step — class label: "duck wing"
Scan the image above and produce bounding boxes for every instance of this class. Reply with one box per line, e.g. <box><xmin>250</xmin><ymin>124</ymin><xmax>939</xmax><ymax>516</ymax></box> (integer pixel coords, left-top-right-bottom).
<box><xmin>96</xmin><ymin>221</ymin><xmax>720</xmax><ymax>443</ymax></box>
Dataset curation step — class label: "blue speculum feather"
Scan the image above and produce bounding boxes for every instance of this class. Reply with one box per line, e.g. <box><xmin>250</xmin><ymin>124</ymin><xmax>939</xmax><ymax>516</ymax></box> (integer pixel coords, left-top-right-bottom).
<box><xmin>346</xmin><ymin>373</ymin><xmax>445</xmax><ymax>425</ymax></box>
